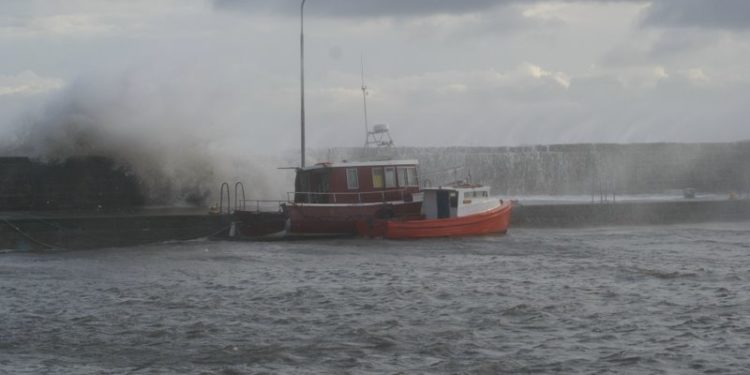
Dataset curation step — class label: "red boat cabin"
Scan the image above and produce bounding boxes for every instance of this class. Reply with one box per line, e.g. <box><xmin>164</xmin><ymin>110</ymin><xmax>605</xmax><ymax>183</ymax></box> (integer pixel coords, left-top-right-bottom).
<box><xmin>293</xmin><ymin>160</ymin><xmax>421</xmax><ymax>204</ymax></box>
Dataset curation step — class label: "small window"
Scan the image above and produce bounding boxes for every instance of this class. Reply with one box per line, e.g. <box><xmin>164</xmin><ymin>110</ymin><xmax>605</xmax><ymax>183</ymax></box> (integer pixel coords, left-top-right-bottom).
<box><xmin>372</xmin><ymin>167</ymin><xmax>384</xmax><ymax>189</ymax></box>
<box><xmin>397</xmin><ymin>167</ymin><xmax>408</xmax><ymax>187</ymax></box>
<box><xmin>346</xmin><ymin>168</ymin><xmax>359</xmax><ymax>190</ymax></box>
<box><xmin>384</xmin><ymin>167</ymin><xmax>396</xmax><ymax>188</ymax></box>
<box><xmin>299</xmin><ymin>173</ymin><xmax>310</xmax><ymax>191</ymax></box>
<box><xmin>449</xmin><ymin>192</ymin><xmax>458</xmax><ymax>208</ymax></box>
<box><xmin>406</xmin><ymin>167</ymin><xmax>418</xmax><ymax>187</ymax></box>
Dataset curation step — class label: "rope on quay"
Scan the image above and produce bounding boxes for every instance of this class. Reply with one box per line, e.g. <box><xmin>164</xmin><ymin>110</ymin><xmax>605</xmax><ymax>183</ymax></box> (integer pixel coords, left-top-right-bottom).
<box><xmin>7</xmin><ymin>211</ymin><xmax>123</xmax><ymax>246</ymax></box>
<box><xmin>2</xmin><ymin>218</ymin><xmax>63</xmax><ymax>250</ymax></box>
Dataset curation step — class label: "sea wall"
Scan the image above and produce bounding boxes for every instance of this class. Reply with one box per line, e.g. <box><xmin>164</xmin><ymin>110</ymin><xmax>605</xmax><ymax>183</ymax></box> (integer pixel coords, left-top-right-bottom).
<box><xmin>510</xmin><ymin>200</ymin><xmax>750</xmax><ymax>228</ymax></box>
<box><xmin>319</xmin><ymin>142</ymin><xmax>750</xmax><ymax>196</ymax></box>
<box><xmin>0</xmin><ymin>156</ymin><xmax>144</xmax><ymax>211</ymax></box>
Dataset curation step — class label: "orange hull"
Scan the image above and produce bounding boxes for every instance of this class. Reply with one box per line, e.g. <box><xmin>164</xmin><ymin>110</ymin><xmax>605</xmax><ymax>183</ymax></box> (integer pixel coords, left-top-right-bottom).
<box><xmin>358</xmin><ymin>200</ymin><xmax>512</xmax><ymax>239</ymax></box>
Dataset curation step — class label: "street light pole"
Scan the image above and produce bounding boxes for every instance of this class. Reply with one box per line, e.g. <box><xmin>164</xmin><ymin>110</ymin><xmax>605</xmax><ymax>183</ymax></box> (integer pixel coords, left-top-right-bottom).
<box><xmin>300</xmin><ymin>0</ymin><xmax>307</xmax><ymax>168</ymax></box>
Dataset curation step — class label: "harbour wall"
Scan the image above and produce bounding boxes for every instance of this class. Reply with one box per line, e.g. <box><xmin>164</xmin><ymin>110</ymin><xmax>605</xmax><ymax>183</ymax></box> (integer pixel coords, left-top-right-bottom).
<box><xmin>0</xmin><ymin>156</ymin><xmax>144</xmax><ymax>211</ymax></box>
<box><xmin>321</xmin><ymin>142</ymin><xmax>750</xmax><ymax>196</ymax></box>
<box><xmin>510</xmin><ymin>199</ymin><xmax>750</xmax><ymax>228</ymax></box>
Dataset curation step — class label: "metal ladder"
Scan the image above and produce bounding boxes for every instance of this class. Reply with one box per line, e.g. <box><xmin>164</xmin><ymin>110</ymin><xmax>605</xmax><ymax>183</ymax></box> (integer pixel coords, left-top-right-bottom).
<box><xmin>218</xmin><ymin>181</ymin><xmax>247</xmax><ymax>215</ymax></box>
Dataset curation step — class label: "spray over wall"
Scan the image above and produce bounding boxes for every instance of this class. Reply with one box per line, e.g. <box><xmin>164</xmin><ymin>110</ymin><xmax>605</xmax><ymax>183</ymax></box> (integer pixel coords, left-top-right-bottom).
<box><xmin>1</xmin><ymin>69</ymin><xmax>292</xmax><ymax>206</ymax></box>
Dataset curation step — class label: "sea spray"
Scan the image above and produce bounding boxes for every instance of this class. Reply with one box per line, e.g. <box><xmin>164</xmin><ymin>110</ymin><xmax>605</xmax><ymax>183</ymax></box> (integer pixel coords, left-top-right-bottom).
<box><xmin>1</xmin><ymin>69</ymin><xmax>292</xmax><ymax>205</ymax></box>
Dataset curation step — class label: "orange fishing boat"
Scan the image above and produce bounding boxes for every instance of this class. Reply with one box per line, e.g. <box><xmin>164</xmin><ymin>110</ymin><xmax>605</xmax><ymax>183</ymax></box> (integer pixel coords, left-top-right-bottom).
<box><xmin>357</xmin><ymin>184</ymin><xmax>511</xmax><ymax>239</ymax></box>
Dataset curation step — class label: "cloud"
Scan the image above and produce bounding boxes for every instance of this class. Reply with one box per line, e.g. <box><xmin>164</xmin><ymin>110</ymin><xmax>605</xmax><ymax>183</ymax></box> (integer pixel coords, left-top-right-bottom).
<box><xmin>0</xmin><ymin>1</ymin><xmax>207</xmax><ymax>38</ymax></box>
<box><xmin>0</xmin><ymin>71</ymin><xmax>64</xmax><ymax>96</ymax></box>
<box><xmin>213</xmin><ymin>0</ymin><xmax>516</xmax><ymax>18</ymax></box>
<box><xmin>640</xmin><ymin>0</ymin><xmax>750</xmax><ymax>30</ymax></box>
<box><xmin>524</xmin><ymin>63</ymin><xmax>570</xmax><ymax>88</ymax></box>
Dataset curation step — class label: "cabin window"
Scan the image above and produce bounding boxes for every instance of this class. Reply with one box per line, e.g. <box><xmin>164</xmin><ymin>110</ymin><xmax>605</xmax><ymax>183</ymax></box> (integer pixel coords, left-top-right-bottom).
<box><xmin>397</xmin><ymin>166</ymin><xmax>419</xmax><ymax>187</ymax></box>
<box><xmin>449</xmin><ymin>192</ymin><xmax>458</xmax><ymax>208</ymax></box>
<box><xmin>406</xmin><ymin>167</ymin><xmax>418</xmax><ymax>187</ymax></box>
<box><xmin>296</xmin><ymin>172</ymin><xmax>311</xmax><ymax>202</ymax></box>
<box><xmin>346</xmin><ymin>168</ymin><xmax>359</xmax><ymax>190</ymax></box>
<box><xmin>299</xmin><ymin>172</ymin><xmax>310</xmax><ymax>192</ymax></box>
<box><xmin>397</xmin><ymin>167</ymin><xmax>408</xmax><ymax>187</ymax></box>
<box><xmin>372</xmin><ymin>167</ymin><xmax>384</xmax><ymax>189</ymax></box>
<box><xmin>384</xmin><ymin>167</ymin><xmax>396</xmax><ymax>188</ymax></box>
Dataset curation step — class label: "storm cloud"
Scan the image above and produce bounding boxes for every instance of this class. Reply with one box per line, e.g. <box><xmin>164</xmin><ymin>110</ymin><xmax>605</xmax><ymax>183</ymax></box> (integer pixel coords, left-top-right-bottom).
<box><xmin>1</xmin><ymin>0</ymin><xmax>749</xmax><ymax>169</ymax></box>
<box><xmin>641</xmin><ymin>0</ymin><xmax>750</xmax><ymax>30</ymax></box>
<box><xmin>214</xmin><ymin>0</ymin><xmax>750</xmax><ymax>31</ymax></box>
<box><xmin>213</xmin><ymin>0</ymin><xmax>510</xmax><ymax>18</ymax></box>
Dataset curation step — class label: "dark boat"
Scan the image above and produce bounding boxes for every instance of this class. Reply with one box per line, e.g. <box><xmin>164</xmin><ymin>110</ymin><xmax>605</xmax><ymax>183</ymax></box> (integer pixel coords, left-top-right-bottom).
<box><xmin>229</xmin><ymin>159</ymin><xmax>423</xmax><ymax>239</ymax></box>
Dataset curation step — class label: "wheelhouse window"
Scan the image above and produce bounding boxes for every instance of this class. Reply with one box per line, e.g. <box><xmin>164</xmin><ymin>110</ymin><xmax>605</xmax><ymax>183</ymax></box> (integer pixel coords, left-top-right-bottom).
<box><xmin>397</xmin><ymin>166</ymin><xmax>418</xmax><ymax>187</ymax></box>
<box><xmin>397</xmin><ymin>167</ymin><xmax>408</xmax><ymax>187</ymax></box>
<box><xmin>372</xmin><ymin>167</ymin><xmax>384</xmax><ymax>189</ymax></box>
<box><xmin>346</xmin><ymin>168</ymin><xmax>359</xmax><ymax>190</ymax></box>
<box><xmin>384</xmin><ymin>167</ymin><xmax>396</xmax><ymax>188</ymax></box>
<box><xmin>406</xmin><ymin>167</ymin><xmax>418</xmax><ymax>187</ymax></box>
<box><xmin>296</xmin><ymin>172</ymin><xmax>311</xmax><ymax>202</ymax></box>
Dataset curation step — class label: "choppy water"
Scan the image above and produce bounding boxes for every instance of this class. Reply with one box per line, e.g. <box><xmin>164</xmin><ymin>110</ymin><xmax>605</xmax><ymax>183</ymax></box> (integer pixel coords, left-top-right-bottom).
<box><xmin>2</xmin><ymin>223</ymin><xmax>750</xmax><ymax>374</ymax></box>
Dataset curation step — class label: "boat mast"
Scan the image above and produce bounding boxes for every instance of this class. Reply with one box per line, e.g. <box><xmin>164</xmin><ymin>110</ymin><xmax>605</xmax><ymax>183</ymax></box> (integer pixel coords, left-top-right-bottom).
<box><xmin>361</xmin><ymin>55</ymin><xmax>370</xmax><ymax>148</ymax></box>
<box><xmin>300</xmin><ymin>0</ymin><xmax>307</xmax><ymax>168</ymax></box>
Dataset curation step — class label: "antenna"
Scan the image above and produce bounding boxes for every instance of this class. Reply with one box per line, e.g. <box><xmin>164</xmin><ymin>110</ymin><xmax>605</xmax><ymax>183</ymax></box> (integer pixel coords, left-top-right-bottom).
<box><xmin>361</xmin><ymin>56</ymin><xmax>394</xmax><ymax>150</ymax></box>
<box><xmin>299</xmin><ymin>0</ymin><xmax>307</xmax><ymax>168</ymax></box>
<box><xmin>361</xmin><ymin>55</ymin><xmax>370</xmax><ymax>147</ymax></box>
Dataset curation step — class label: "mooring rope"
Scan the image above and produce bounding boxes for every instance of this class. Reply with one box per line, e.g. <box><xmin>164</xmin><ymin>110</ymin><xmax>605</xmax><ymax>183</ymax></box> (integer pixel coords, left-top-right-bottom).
<box><xmin>2</xmin><ymin>218</ymin><xmax>61</xmax><ymax>250</ymax></box>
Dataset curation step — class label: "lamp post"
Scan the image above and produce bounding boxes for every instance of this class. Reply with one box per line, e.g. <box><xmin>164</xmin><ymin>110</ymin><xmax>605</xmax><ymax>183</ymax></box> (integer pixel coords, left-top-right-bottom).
<box><xmin>300</xmin><ymin>0</ymin><xmax>307</xmax><ymax>168</ymax></box>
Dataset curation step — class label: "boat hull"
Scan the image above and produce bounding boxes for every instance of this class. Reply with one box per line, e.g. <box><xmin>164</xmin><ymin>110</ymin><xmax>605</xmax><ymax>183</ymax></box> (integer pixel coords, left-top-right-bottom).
<box><xmin>286</xmin><ymin>201</ymin><xmax>422</xmax><ymax>235</ymax></box>
<box><xmin>230</xmin><ymin>211</ymin><xmax>289</xmax><ymax>239</ymax></box>
<box><xmin>358</xmin><ymin>200</ymin><xmax>512</xmax><ymax>239</ymax></box>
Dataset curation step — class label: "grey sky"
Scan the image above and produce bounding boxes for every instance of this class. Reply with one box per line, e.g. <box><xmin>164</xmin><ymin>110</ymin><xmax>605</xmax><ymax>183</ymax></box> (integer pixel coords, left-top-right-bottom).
<box><xmin>213</xmin><ymin>0</ymin><xmax>510</xmax><ymax>17</ymax></box>
<box><xmin>1</xmin><ymin>0</ymin><xmax>749</xmax><ymax>161</ymax></box>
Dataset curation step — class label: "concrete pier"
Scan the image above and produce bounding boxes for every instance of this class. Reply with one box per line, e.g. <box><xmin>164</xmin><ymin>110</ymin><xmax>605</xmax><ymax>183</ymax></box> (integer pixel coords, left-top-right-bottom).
<box><xmin>1</xmin><ymin>209</ymin><xmax>227</xmax><ymax>250</ymax></box>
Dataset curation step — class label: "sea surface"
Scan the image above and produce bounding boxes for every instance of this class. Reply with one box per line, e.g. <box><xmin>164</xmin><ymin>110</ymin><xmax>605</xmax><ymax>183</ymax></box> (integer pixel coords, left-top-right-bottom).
<box><xmin>2</xmin><ymin>223</ymin><xmax>749</xmax><ymax>374</ymax></box>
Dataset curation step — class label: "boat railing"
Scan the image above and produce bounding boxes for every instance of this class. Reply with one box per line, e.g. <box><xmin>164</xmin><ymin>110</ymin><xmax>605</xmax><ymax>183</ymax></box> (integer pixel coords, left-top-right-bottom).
<box><xmin>287</xmin><ymin>189</ymin><xmax>412</xmax><ymax>204</ymax></box>
<box><xmin>236</xmin><ymin>199</ymin><xmax>286</xmax><ymax>213</ymax></box>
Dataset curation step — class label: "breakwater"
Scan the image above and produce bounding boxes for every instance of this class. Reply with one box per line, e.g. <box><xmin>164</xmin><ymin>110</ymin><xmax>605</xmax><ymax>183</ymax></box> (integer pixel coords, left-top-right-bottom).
<box><xmin>511</xmin><ymin>199</ymin><xmax>750</xmax><ymax>228</ymax></box>
<box><xmin>0</xmin><ymin>156</ymin><xmax>143</xmax><ymax>211</ymax></box>
<box><xmin>322</xmin><ymin>142</ymin><xmax>750</xmax><ymax>196</ymax></box>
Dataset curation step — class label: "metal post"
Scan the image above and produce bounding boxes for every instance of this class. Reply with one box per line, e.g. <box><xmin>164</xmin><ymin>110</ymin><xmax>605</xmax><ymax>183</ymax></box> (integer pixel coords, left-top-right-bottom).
<box><xmin>300</xmin><ymin>0</ymin><xmax>307</xmax><ymax>168</ymax></box>
<box><xmin>361</xmin><ymin>55</ymin><xmax>369</xmax><ymax>148</ymax></box>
